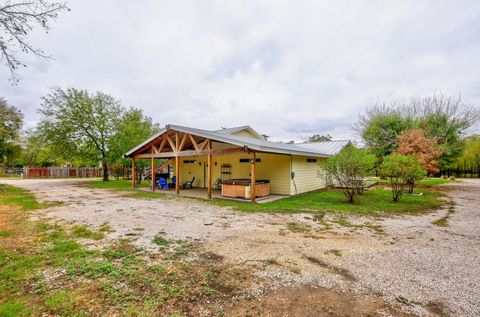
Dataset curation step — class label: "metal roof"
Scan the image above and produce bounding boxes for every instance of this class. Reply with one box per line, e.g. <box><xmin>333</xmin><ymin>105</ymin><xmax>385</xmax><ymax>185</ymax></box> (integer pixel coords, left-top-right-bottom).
<box><xmin>295</xmin><ymin>140</ymin><xmax>352</xmax><ymax>156</ymax></box>
<box><xmin>123</xmin><ymin>124</ymin><xmax>350</xmax><ymax>158</ymax></box>
<box><xmin>213</xmin><ymin>125</ymin><xmax>264</xmax><ymax>139</ymax></box>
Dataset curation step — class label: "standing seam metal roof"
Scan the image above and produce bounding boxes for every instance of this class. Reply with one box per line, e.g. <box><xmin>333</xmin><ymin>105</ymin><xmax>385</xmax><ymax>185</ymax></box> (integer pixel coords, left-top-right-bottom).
<box><xmin>123</xmin><ymin>124</ymin><xmax>350</xmax><ymax>158</ymax></box>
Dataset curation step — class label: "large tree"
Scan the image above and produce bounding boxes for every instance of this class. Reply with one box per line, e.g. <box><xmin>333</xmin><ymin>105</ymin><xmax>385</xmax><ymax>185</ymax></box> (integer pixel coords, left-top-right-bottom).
<box><xmin>357</xmin><ymin>93</ymin><xmax>480</xmax><ymax>167</ymax></box>
<box><xmin>20</xmin><ymin>129</ymin><xmax>58</xmax><ymax>166</ymax></box>
<box><xmin>108</xmin><ymin>107</ymin><xmax>160</xmax><ymax>181</ymax></box>
<box><xmin>307</xmin><ymin>134</ymin><xmax>332</xmax><ymax>142</ymax></box>
<box><xmin>37</xmin><ymin>88</ymin><xmax>123</xmax><ymax>181</ymax></box>
<box><xmin>396</xmin><ymin>128</ymin><xmax>443</xmax><ymax>174</ymax></box>
<box><xmin>0</xmin><ymin>97</ymin><xmax>23</xmax><ymax>165</ymax></box>
<box><xmin>0</xmin><ymin>0</ymin><xmax>68</xmax><ymax>82</ymax></box>
<box><xmin>455</xmin><ymin>135</ymin><xmax>480</xmax><ymax>178</ymax></box>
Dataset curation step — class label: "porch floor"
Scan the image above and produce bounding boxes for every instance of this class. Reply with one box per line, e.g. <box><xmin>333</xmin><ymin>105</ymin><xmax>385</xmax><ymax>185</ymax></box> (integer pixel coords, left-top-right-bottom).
<box><xmin>140</xmin><ymin>187</ymin><xmax>288</xmax><ymax>204</ymax></box>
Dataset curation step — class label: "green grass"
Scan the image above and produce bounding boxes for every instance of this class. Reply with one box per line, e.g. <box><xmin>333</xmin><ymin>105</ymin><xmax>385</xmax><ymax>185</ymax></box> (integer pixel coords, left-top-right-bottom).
<box><xmin>43</xmin><ymin>290</ymin><xmax>75</xmax><ymax>315</ymax></box>
<box><xmin>0</xmin><ymin>230</ymin><xmax>14</xmax><ymax>238</ymax></box>
<box><xmin>99</xmin><ymin>224</ymin><xmax>115</xmax><ymax>232</ymax></box>
<box><xmin>370</xmin><ymin>177</ymin><xmax>454</xmax><ymax>187</ymax></box>
<box><xmin>0</xmin><ymin>185</ymin><xmax>50</xmax><ymax>210</ymax></box>
<box><xmin>87</xmin><ymin>179</ymin><xmax>165</xmax><ymax>199</ymax></box>
<box><xmin>214</xmin><ymin>187</ymin><xmax>445</xmax><ymax>216</ymax></box>
<box><xmin>0</xmin><ymin>299</ymin><xmax>32</xmax><ymax>317</ymax></box>
<box><xmin>71</xmin><ymin>225</ymin><xmax>105</xmax><ymax>240</ymax></box>
<box><xmin>88</xmin><ymin>179</ymin><xmax>149</xmax><ymax>190</ymax></box>
<box><xmin>432</xmin><ymin>215</ymin><xmax>449</xmax><ymax>227</ymax></box>
<box><xmin>0</xmin><ymin>185</ymin><xmax>238</xmax><ymax>316</ymax></box>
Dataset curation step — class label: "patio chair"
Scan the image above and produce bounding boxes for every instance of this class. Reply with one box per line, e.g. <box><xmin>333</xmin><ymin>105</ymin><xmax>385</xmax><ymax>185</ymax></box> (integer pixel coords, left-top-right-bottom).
<box><xmin>182</xmin><ymin>176</ymin><xmax>195</xmax><ymax>189</ymax></box>
<box><xmin>158</xmin><ymin>177</ymin><xmax>169</xmax><ymax>190</ymax></box>
<box><xmin>212</xmin><ymin>178</ymin><xmax>222</xmax><ymax>190</ymax></box>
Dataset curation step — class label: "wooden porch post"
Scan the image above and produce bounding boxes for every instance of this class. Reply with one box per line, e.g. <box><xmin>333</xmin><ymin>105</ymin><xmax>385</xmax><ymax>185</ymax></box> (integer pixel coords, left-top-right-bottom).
<box><xmin>251</xmin><ymin>152</ymin><xmax>256</xmax><ymax>203</ymax></box>
<box><xmin>175</xmin><ymin>132</ymin><xmax>180</xmax><ymax>194</ymax></box>
<box><xmin>151</xmin><ymin>156</ymin><xmax>155</xmax><ymax>192</ymax></box>
<box><xmin>132</xmin><ymin>158</ymin><xmax>136</xmax><ymax>189</ymax></box>
<box><xmin>207</xmin><ymin>139</ymin><xmax>212</xmax><ymax>199</ymax></box>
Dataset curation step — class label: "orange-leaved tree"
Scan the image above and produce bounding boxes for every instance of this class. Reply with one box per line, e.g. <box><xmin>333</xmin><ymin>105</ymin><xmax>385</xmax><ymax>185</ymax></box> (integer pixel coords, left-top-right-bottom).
<box><xmin>395</xmin><ymin>128</ymin><xmax>443</xmax><ymax>174</ymax></box>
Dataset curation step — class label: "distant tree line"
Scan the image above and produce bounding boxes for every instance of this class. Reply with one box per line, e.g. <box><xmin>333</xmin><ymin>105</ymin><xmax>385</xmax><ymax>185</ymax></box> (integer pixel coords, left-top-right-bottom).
<box><xmin>0</xmin><ymin>88</ymin><xmax>160</xmax><ymax>181</ymax></box>
<box><xmin>356</xmin><ymin>93</ymin><xmax>480</xmax><ymax>171</ymax></box>
<box><xmin>324</xmin><ymin>93</ymin><xmax>479</xmax><ymax>204</ymax></box>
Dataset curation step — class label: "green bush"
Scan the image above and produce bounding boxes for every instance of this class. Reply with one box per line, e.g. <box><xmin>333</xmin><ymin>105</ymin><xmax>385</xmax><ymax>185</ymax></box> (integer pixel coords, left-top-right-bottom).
<box><xmin>380</xmin><ymin>154</ymin><xmax>425</xmax><ymax>201</ymax></box>
<box><xmin>323</xmin><ymin>145</ymin><xmax>376</xmax><ymax>203</ymax></box>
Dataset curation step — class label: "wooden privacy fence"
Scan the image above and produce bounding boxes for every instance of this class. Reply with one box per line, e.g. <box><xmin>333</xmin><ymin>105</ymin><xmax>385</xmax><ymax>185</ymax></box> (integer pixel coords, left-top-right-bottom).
<box><xmin>23</xmin><ymin>167</ymin><xmax>105</xmax><ymax>179</ymax></box>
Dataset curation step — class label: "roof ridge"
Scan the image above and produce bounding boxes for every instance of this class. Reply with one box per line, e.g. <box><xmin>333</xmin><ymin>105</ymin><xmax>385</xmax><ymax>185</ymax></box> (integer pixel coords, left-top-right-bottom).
<box><xmin>301</xmin><ymin>139</ymin><xmax>351</xmax><ymax>143</ymax></box>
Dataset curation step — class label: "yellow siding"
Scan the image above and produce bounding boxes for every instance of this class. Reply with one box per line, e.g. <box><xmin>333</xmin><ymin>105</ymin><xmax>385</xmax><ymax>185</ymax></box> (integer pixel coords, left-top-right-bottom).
<box><xmin>290</xmin><ymin>156</ymin><xmax>327</xmax><ymax>195</ymax></box>
<box><xmin>177</xmin><ymin>153</ymin><xmax>291</xmax><ymax>195</ymax></box>
<box><xmin>231</xmin><ymin>130</ymin><xmax>262</xmax><ymax>139</ymax></box>
<box><xmin>256</xmin><ymin>153</ymin><xmax>291</xmax><ymax>195</ymax></box>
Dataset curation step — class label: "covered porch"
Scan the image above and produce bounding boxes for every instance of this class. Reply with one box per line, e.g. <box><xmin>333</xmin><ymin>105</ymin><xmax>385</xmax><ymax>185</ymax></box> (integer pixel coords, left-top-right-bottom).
<box><xmin>138</xmin><ymin>187</ymin><xmax>287</xmax><ymax>203</ymax></box>
<box><xmin>125</xmin><ymin>125</ymin><xmax>268</xmax><ymax>203</ymax></box>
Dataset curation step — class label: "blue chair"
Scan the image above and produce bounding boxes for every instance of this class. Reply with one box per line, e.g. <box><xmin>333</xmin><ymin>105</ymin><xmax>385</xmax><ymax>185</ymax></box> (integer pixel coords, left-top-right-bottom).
<box><xmin>158</xmin><ymin>177</ymin><xmax>169</xmax><ymax>190</ymax></box>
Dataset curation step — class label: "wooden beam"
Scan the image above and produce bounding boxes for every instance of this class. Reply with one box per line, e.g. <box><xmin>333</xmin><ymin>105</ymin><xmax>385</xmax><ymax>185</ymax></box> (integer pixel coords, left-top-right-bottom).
<box><xmin>166</xmin><ymin>135</ymin><xmax>176</xmax><ymax>152</ymax></box>
<box><xmin>178</xmin><ymin>133</ymin><xmax>188</xmax><ymax>152</ymax></box>
<box><xmin>189</xmin><ymin>134</ymin><xmax>200</xmax><ymax>152</ymax></box>
<box><xmin>175</xmin><ymin>155</ymin><xmax>180</xmax><ymax>194</ymax></box>
<box><xmin>175</xmin><ymin>132</ymin><xmax>180</xmax><ymax>195</ymax></box>
<box><xmin>151</xmin><ymin>154</ymin><xmax>155</xmax><ymax>192</ymax></box>
<box><xmin>251</xmin><ymin>152</ymin><xmax>256</xmax><ymax>203</ymax></box>
<box><xmin>158</xmin><ymin>137</ymin><xmax>167</xmax><ymax>153</ymax></box>
<box><xmin>132</xmin><ymin>158</ymin><xmax>136</xmax><ymax>189</ymax></box>
<box><xmin>207</xmin><ymin>139</ymin><xmax>212</xmax><ymax>199</ymax></box>
<box><xmin>134</xmin><ymin>147</ymin><xmax>247</xmax><ymax>159</ymax></box>
<box><xmin>199</xmin><ymin>139</ymin><xmax>209</xmax><ymax>151</ymax></box>
<box><xmin>152</xmin><ymin>144</ymin><xmax>158</xmax><ymax>154</ymax></box>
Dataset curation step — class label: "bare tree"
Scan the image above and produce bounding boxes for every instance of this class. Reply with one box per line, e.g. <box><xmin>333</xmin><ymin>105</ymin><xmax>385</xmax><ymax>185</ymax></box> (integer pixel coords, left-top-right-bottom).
<box><xmin>0</xmin><ymin>0</ymin><xmax>68</xmax><ymax>83</ymax></box>
<box><xmin>356</xmin><ymin>93</ymin><xmax>480</xmax><ymax>167</ymax></box>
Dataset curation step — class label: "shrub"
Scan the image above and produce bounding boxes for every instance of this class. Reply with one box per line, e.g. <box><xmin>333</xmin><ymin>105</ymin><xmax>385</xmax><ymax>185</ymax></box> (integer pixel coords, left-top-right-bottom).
<box><xmin>323</xmin><ymin>145</ymin><xmax>376</xmax><ymax>203</ymax></box>
<box><xmin>403</xmin><ymin>155</ymin><xmax>426</xmax><ymax>194</ymax></box>
<box><xmin>380</xmin><ymin>154</ymin><xmax>425</xmax><ymax>201</ymax></box>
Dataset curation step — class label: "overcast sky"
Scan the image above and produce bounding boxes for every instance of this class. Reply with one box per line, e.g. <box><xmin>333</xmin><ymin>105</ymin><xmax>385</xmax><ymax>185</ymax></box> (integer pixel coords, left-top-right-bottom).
<box><xmin>1</xmin><ymin>0</ymin><xmax>480</xmax><ymax>141</ymax></box>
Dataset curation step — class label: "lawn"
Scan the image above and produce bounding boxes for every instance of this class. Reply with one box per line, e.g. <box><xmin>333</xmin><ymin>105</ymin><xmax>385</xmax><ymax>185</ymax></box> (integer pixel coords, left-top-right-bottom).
<box><xmin>214</xmin><ymin>187</ymin><xmax>445</xmax><ymax>216</ymax></box>
<box><xmin>0</xmin><ymin>185</ymin><xmax>54</xmax><ymax>210</ymax></box>
<box><xmin>87</xmin><ymin>179</ymin><xmax>166</xmax><ymax>199</ymax></box>
<box><xmin>0</xmin><ymin>184</ymin><xmax>245</xmax><ymax>316</ymax></box>
<box><xmin>87</xmin><ymin>179</ymin><xmax>446</xmax><ymax>216</ymax></box>
<box><xmin>369</xmin><ymin>177</ymin><xmax>455</xmax><ymax>187</ymax></box>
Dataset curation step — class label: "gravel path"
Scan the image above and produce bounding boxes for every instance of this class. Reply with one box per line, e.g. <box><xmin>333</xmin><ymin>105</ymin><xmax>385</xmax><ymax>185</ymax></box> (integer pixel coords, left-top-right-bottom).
<box><xmin>0</xmin><ymin>179</ymin><xmax>309</xmax><ymax>247</ymax></box>
<box><xmin>1</xmin><ymin>178</ymin><xmax>479</xmax><ymax>316</ymax></box>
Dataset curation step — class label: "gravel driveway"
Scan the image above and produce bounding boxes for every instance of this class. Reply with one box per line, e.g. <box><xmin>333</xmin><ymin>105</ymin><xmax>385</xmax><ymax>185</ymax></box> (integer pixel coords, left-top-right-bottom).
<box><xmin>1</xmin><ymin>178</ymin><xmax>479</xmax><ymax>316</ymax></box>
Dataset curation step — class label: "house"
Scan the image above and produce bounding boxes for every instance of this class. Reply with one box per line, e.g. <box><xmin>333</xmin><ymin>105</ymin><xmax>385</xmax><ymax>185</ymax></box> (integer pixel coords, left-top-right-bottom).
<box><xmin>123</xmin><ymin>124</ymin><xmax>350</xmax><ymax>202</ymax></box>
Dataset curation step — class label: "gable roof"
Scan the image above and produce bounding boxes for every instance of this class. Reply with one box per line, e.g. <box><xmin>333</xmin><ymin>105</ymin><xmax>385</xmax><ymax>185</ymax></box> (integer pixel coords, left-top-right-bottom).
<box><xmin>213</xmin><ymin>125</ymin><xmax>264</xmax><ymax>139</ymax></box>
<box><xmin>123</xmin><ymin>124</ymin><xmax>350</xmax><ymax>158</ymax></box>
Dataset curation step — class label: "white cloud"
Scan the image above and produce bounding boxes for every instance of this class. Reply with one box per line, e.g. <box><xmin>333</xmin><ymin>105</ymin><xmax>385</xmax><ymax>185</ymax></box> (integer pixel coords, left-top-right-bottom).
<box><xmin>2</xmin><ymin>0</ymin><xmax>480</xmax><ymax>140</ymax></box>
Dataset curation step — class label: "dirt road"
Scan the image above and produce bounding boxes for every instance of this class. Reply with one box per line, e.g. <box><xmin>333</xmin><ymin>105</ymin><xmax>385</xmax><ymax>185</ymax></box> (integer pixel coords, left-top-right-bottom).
<box><xmin>1</xmin><ymin>178</ymin><xmax>479</xmax><ymax>316</ymax></box>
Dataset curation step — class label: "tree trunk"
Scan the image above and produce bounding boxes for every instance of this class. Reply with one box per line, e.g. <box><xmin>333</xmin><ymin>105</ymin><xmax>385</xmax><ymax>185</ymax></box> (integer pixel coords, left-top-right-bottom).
<box><xmin>408</xmin><ymin>181</ymin><xmax>414</xmax><ymax>195</ymax></box>
<box><xmin>102</xmin><ymin>159</ymin><xmax>109</xmax><ymax>182</ymax></box>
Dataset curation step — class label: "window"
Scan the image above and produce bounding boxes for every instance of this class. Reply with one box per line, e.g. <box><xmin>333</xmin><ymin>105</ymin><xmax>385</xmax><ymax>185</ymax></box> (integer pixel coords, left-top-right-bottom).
<box><xmin>239</xmin><ymin>158</ymin><xmax>261</xmax><ymax>163</ymax></box>
<box><xmin>183</xmin><ymin>160</ymin><xmax>197</xmax><ymax>164</ymax></box>
<box><xmin>306</xmin><ymin>158</ymin><xmax>317</xmax><ymax>163</ymax></box>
